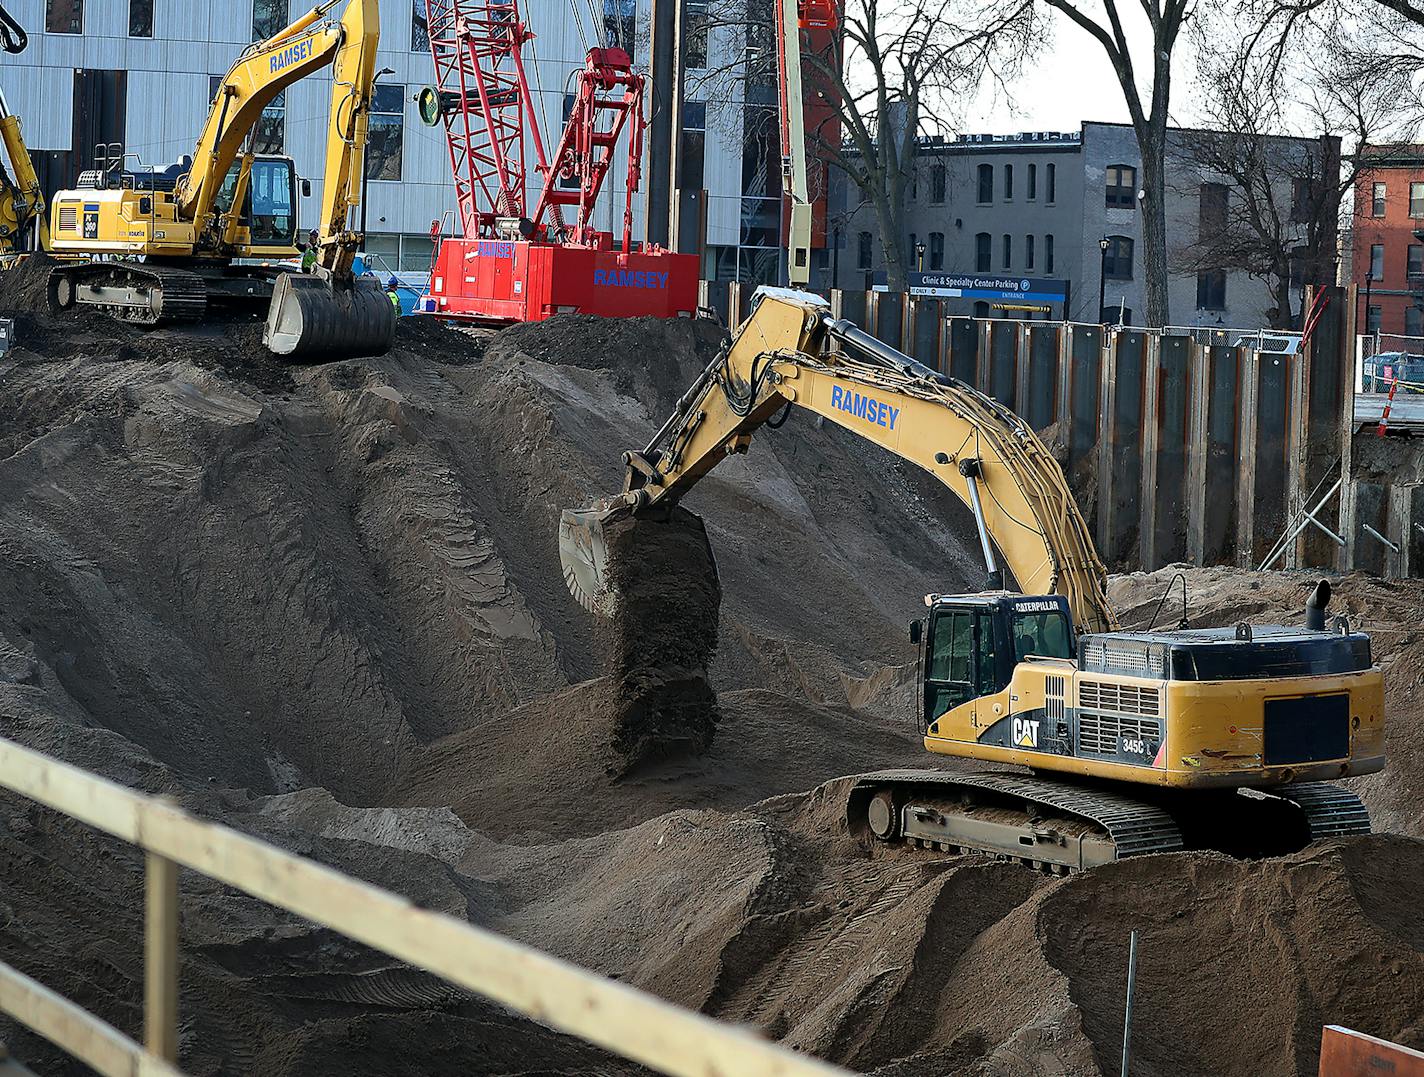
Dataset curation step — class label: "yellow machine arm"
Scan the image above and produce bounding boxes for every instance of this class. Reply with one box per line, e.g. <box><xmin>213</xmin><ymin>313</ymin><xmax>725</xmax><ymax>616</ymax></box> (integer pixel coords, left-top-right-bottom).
<box><xmin>182</xmin><ymin>0</ymin><xmax>378</xmax><ymax>275</ymax></box>
<box><xmin>0</xmin><ymin>91</ymin><xmax>46</xmax><ymax>251</ymax></box>
<box><xmin>563</xmin><ymin>289</ymin><xmax>1118</xmax><ymax>634</ymax></box>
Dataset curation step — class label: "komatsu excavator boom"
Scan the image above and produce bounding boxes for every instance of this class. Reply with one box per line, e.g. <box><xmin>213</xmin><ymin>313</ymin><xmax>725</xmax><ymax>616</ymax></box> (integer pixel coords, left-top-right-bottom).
<box><xmin>561</xmin><ymin>289</ymin><xmax>1385</xmax><ymax>873</ymax></box>
<box><xmin>45</xmin><ymin>0</ymin><xmax>393</xmax><ymax>358</ymax></box>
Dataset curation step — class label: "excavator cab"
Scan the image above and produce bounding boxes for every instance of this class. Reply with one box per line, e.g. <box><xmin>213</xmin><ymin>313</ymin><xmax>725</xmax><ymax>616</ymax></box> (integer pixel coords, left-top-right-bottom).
<box><xmin>211</xmin><ymin>155</ymin><xmax>300</xmax><ymax>253</ymax></box>
<box><xmin>915</xmin><ymin>595</ymin><xmax>1076</xmax><ymax>731</ymax></box>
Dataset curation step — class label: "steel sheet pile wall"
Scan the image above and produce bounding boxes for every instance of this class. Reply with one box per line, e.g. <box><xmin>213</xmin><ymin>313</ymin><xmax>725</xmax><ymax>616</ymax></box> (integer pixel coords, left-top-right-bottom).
<box><xmin>706</xmin><ymin>283</ymin><xmax>1408</xmax><ymax>575</ymax></box>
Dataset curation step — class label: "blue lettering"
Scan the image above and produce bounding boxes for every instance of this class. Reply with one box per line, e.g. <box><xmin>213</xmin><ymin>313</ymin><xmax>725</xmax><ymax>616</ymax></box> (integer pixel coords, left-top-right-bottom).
<box><xmin>831</xmin><ymin>385</ymin><xmax>843</xmax><ymax>409</ymax></box>
<box><xmin>594</xmin><ymin>269</ymin><xmax>606</xmax><ymax>286</ymax></box>
<box><xmin>886</xmin><ymin>404</ymin><xmax>900</xmax><ymax>429</ymax></box>
<box><xmin>852</xmin><ymin>394</ymin><xmax>867</xmax><ymax>420</ymax></box>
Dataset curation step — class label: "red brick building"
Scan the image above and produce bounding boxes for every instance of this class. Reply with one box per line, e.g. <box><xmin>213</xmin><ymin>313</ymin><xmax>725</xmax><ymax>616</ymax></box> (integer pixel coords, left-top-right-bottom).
<box><xmin>1353</xmin><ymin>144</ymin><xmax>1424</xmax><ymax>337</ymax></box>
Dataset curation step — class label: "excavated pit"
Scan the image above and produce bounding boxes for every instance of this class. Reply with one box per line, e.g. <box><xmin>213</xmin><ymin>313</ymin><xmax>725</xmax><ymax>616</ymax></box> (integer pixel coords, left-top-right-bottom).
<box><xmin>0</xmin><ymin>276</ymin><xmax>1421</xmax><ymax>1076</ymax></box>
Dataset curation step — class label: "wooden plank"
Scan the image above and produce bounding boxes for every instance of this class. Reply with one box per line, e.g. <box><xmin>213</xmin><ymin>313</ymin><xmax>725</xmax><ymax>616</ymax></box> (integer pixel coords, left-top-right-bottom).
<box><xmin>0</xmin><ymin>737</ymin><xmax>849</xmax><ymax>1077</ymax></box>
<box><xmin>0</xmin><ymin>960</ymin><xmax>187</xmax><ymax>1077</ymax></box>
<box><xmin>144</xmin><ymin>851</ymin><xmax>179</xmax><ymax>1062</ymax></box>
<box><xmin>1320</xmin><ymin>1025</ymin><xmax>1424</xmax><ymax>1076</ymax></box>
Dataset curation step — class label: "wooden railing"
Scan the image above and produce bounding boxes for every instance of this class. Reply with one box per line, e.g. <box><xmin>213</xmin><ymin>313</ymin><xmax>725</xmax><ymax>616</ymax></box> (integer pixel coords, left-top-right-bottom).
<box><xmin>0</xmin><ymin>735</ymin><xmax>849</xmax><ymax>1077</ymax></box>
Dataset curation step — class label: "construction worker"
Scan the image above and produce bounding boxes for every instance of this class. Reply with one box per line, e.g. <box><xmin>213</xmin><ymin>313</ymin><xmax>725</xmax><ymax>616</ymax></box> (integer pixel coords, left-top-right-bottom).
<box><xmin>300</xmin><ymin>230</ymin><xmax>319</xmax><ymax>272</ymax></box>
<box><xmin>386</xmin><ymin>276</ymin><xmax>401</xmax><ymax>316</ymax></box>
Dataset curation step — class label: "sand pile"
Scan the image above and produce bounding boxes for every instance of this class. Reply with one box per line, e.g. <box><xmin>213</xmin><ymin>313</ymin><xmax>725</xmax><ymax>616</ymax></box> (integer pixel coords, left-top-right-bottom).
<box><xmin>0</xmin><ymin>283</ymin><xmax>1422</xmax><ymax>1077</ymax></box>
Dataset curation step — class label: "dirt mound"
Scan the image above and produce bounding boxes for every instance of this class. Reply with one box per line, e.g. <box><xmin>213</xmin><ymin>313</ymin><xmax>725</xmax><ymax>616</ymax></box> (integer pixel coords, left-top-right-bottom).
<box><xmin>599</xmin><ymin>505</ymin><xmax>721</xmax><ymax>773</ymax></box>
<box><xmin>1</xmin><ymin>289</ymin><xmax>1422</xmax><ymax>1077</ymax></box>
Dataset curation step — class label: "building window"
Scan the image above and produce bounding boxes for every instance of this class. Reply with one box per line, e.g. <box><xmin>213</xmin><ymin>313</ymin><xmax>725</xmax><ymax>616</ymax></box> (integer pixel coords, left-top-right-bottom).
<box><xmin>857</xmin><ymin>231</ymin><xmax>872</xmax><ymax>270</ymax></box>
<box><xmin>1106</xmin><ymin>164</ymin><xmax>1137</xmax><ymax>208</ymax></box>
<box><xmin>680</xmin><ymin>100</ymin><xmax>706</xmax><ymax>190</ymax></box>
<box><xmin>1045</xmin><ymin>233</ymin><xmax>1055</xmax><ymax>273</ymax></box>
<box><xmin>1369</xmin><ymin>243</ymin><xmax>1384</xmax><ymax>280</ymax></box>
<box><xmin>1103</xmin><ymin>235</ymin><xmax>1134</xmax><ymax>279</ymax></box>
<box><xmin>930</xmin><ymin>163</ymin><xmax>946</xmax><ymax>204</ymax></box>
<box><xmin>1291</xmin><ymin>177</ymin><xmax>1315</xmax><ymax>223</ymax></box>
<box><xmin>1025</xmin><ymin>234</ymin><xmax>1035</xmax><ymax>270</ymax></box>
<box><xmin>253</xmin><ymin>90</ymin><xmax>285</xmax><ymax>153</ymax></box>
<box><xmin>1409</xmin><ymin>244</ymin><xmax>1424</xmax><ymax>280</ymax></box>
<box><xmin>1367</xmin><ymin>305</ymin><xmax>1382</xmax><ymax>333</ymax></box>
<box><xmin>1027</xmin><ymin>163</ymin><xmax>1037</xmax><ymax>201</ymax></box>
<box><xmin>1408</xmin><ymin>306</ymin><xmax>1424</xmax><ymax>336</ymax></box>
<box><xmin>411</xmin><ymin>0</ymin><xmax>429</xmax><ymax>50</ymax></box>
<box><xmin>975</xmin><ymin>232</ymin><xmax>991</xmax><ymax>273</ymax></box>
<box><xmin>685</xmin><ymin>0</ymin><xmax>710</xmax><ymax>67</ymax></box>
<box><xmin>1003</xmin><ymin>164</ymin><xmax>1014</xmax><ymax>200</ymax></box>
<box><xmin>1002</xmin><ymin>233</ymin><xmax>1011</xmax><ymax>269</ymax></box>
<box><xmin>1372</xmin><ymin>182</ymin><xmax>1386</xmax><ymax>217</ymax></box>
<box><xmin>929</xmin><ymin>232</ymin><xmax>944</xmax><ymax>270</ymax></box>
<box><xmin>46</xmin><ymin>0</ymin><xmax>82</xmax><ymax>33</ymax></box>
<box><xmin>1196</xmin><ymin>269</ymin><xmax>1226</xmax><ymax>310</ymax></box>
<box><xmin>604</xmin><ymin>0</ymin><xmax>635</xmax><ymax>55</ymax></box>
<box><xmin>1199</xmin><ymin>182</ymin><xmax>1227</xmax><ymax>238</ymax></box>
<box><xmin>1411</xmin><ymin>183</ymin><xmax>1424</xmax><ymax>219</ymax></box>
<box><xmin>253</xmin><ymin>0</ymin><xmax>288</xmax><ymax>40</ymax></box>
<box><xmin>367</xmin><ymin>82</ymin><xmax>405</xmax><ymax>180</ymax></box>
<box><xmin>129</xmin><ymin>0</ymin><xmax>153</xmax><ymax>36</ymax></box>
<box><xmin>977</xmin><ymin>163</ymin><xmax>992</xmax><ymax>204</ymax></box>
<box><xmin>1047</xmin><ymin>163</ymin><xmax>1056</xmax><ymax>204</ymax></box>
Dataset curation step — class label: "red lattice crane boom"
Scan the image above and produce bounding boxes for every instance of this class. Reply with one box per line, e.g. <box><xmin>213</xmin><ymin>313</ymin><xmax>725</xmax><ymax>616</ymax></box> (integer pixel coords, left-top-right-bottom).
<box><xmin>416</xmin><ymin>0</ymin><xmax>697</xmax><ymax>323</ymax></box>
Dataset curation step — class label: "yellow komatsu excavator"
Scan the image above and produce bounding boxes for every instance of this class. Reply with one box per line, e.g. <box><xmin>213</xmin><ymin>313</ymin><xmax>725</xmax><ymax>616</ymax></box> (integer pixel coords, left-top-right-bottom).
<box><xmin>44</xmin><ymin>0</ymin><xmax>393</xmax><ymax>359</ymax></box>
<box><xmin>560</xmin><ymin>288</ymin><xmax>1386</xmax><ymax>872</ymax></box>
<box><xmin>0</xmin><ymin>4</ymin><xmax>47</xmax><ymax>256</ymax></box>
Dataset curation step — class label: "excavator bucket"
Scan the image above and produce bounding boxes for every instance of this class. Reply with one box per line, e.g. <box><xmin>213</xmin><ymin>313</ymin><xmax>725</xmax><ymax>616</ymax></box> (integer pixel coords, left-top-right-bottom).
<box><xmin>558</xmin><ymin>500</ymin><xmax>637</xmax><ymax>616</ymax></box>
<box><xmin>264</xmin><ymin>272</ymin><xmax>396</xmax><ymax>360</ymax></box>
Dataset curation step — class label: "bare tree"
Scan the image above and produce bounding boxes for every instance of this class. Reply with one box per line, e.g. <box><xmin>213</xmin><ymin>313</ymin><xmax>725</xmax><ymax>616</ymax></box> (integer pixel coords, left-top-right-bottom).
<box><xmin>1176</xmin><ymin>11</ymin><xmax>1424</xmax><ymax>327</ymax></box>
<box><xmin>799</xmin><ymin>0</ymin><xmax>1042</xmax><ymax>290</ymax></box>
<box><xmin>686</xmin><ymin>0</ymin><xmax>1041</xmax><ymax>291</ymax></box>
<box><xmin>1039</xmin><ymin>0</ymin><xmax>1190</xmax><ymax>327</ymax></box>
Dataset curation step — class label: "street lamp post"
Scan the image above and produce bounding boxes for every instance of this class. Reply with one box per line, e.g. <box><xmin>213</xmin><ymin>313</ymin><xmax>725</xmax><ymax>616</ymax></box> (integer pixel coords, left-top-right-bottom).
<box><xmin>360</xmin><ymin>67</ymin><xmax>396</xmax><ymax>254</ymax></box>
<box><xmin>915</xmin><ymin>241</ymin><xmax>926</xmax><ymax>272</ymax></box>
<box><xmin>1098</xmin><ymin>237</ymin><xmax>1110</xmax><ymax>324</ymax></box>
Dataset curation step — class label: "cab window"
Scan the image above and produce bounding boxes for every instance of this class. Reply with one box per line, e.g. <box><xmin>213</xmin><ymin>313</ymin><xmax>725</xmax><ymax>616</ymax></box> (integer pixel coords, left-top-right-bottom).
<box><xmin>1011</xmin><ymin>611</ymin><xmax>1073</xmax><ymax>662</ymax></box>
<box><xmin>248</xmin><ymin>157</ymin><xmax>294</xmax><ymax>246</ymax></box>
<box><xmin>929</xmin><ymin>610</ymin><xmax>972</xmax><ymax>683</ymax></box>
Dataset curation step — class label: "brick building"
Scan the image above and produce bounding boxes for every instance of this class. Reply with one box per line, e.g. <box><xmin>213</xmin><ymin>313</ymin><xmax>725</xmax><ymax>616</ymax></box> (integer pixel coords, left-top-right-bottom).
<box><xmin>1352</xmin><ymin>144</ymin><xmax>1424</xmax><ymax>337</ymax></box>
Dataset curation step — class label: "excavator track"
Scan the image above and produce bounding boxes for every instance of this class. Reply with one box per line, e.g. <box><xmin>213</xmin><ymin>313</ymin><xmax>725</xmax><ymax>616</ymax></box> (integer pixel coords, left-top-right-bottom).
<box><xmin>49</xmin><ymin>261</ymin><xmax>208</xmax><ymax>325</ymax></box>
<box><xmin>847</xmin><ymin>770</ymin><xmax>1185</xmax><ymax>875</ymax></box>
<box><xmin>1258</xmin><ymin>782</ymin><xmax>1371</xmax><ymax>840</ymax></box>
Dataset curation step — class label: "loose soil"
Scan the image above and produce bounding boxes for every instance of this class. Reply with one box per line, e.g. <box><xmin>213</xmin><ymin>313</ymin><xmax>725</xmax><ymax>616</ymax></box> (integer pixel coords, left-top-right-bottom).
<box><xmin>0</xmin><ymin>281</ymin><xmax>1421</xmax><ymax>1076</ymax></box>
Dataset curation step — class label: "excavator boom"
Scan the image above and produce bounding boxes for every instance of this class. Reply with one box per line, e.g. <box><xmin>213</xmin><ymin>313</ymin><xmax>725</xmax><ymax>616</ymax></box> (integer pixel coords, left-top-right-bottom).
<box><xmin>560</xmin><ymin>288</ymin><xmax>1115</xmax><ymax>632</ymax></box>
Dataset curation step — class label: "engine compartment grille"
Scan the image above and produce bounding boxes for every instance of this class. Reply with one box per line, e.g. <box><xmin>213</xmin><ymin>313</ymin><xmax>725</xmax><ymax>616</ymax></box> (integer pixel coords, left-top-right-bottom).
<box><xmin>1077</xmin><ymin>680</ymin><xmax>1160</xmax><ymax>716</ymax></box>
<box><xmin>1078</xmin><ymin>711</ymin><xmax>1162</xmax><ymax>756</ymax></box>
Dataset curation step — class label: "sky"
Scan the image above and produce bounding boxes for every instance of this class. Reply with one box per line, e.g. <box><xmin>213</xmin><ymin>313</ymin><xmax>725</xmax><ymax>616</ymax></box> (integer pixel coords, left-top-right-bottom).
<box><xmin>960</xmin><ymin>8</ymin><xmax>1200</xmax><ymax>136</ymax></box>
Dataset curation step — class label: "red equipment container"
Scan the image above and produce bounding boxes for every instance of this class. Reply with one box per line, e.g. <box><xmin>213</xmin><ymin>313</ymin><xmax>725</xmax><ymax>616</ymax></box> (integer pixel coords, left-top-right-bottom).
<box><xmin>418</xmin><ymin>2</ymin><xmax>697</xmax><ymax>324</ymax></box>
<box><xmin>425</xmin><ymin>238</ymin><xmax>698</xmax><ymax>322</ymax></box>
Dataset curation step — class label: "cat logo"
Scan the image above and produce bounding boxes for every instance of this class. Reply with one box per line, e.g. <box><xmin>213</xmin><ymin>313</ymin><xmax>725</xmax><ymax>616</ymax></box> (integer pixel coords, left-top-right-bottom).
<box><xmin>1012</xmin><ymin>717</ymin><xmax>1040</xmax><ymax>748</ymax></box>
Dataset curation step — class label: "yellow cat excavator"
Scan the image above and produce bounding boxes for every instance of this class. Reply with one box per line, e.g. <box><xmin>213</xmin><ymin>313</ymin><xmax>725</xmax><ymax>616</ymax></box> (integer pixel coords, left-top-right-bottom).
<box><xmin>560</xmin><ymin>288</ymin><xmax>1386</xmax><ymax>872</ymax></box>
<box><xmin>44</xmin><ymin>0</ymin><xmax>393</xmax><ymax>359</ymax></box>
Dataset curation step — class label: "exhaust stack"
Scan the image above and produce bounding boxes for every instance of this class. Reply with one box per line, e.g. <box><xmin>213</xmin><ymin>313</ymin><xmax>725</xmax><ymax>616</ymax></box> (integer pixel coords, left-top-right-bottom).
<box><xmin>1305</xmin><ymin>579</ymin><xmax>1332</xmax><ymax>631</ymax></box>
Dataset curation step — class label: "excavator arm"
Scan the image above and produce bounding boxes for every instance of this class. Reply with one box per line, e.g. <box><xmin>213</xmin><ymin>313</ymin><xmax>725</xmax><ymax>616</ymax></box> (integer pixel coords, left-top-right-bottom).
<box><xmin>180</xmin><ymin>0</ymin><xmax>379</xmax><ymax>259</ymax></box>
<box><xmin>560</xmin><ymin>289</ymin><xmax>1117</xmax><ymax>634</ymax></box>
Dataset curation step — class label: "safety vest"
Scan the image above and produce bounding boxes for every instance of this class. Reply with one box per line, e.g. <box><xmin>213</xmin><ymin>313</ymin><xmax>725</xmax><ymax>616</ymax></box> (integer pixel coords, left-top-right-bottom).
<box><xmin>387</xmin><ymin>290</ymin><xmax>400</xmax><ymax>313</ymax></box>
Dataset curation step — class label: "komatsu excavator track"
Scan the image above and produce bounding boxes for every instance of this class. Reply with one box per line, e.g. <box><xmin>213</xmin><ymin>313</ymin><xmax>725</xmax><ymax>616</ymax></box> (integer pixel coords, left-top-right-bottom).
<box><xmin>48</xmin><ymin>261</ymin><xmax>208</xmax><ymax>325</ymax></box>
